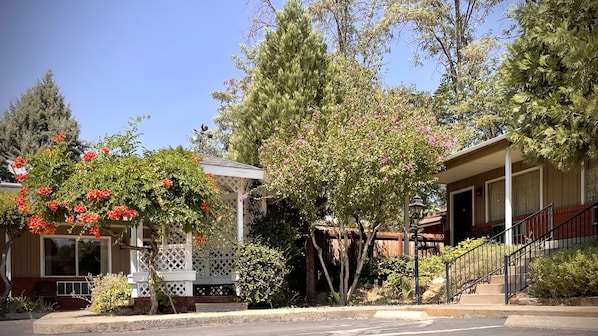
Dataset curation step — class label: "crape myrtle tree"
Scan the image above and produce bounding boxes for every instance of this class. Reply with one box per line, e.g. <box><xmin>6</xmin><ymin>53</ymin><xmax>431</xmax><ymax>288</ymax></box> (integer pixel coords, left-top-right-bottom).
<box><xmin>229</xmin><ymin>0</ymin><xmax>338</xmax><ymax>165</ymax></box>
<box><xmin>0</xmin><ymin>190</ymin><xmax>29</xmax><ymax>304</ymax></box>
<box><xmin>500</xmin><ymin>0</ymin><xmax>598</xmax><ymax>171</ymax></box>
<box><xmin>0</xmin><ymin>70</ymin><xmax>85</xmax><ymax>181</ymax></box>
<box><xmin>18</xmin><ymin>118</ymin><xmax>223</xmax><ymax>314</ymax></box>
<box><xmin>260</xmin><ymin>92</ymin><xmax>453</xmax><ymax>305</ymax></box>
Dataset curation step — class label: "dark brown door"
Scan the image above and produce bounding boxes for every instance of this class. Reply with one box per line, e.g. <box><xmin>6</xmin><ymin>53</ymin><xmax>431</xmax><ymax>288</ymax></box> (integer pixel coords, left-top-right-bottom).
<box><xmin>453</xmin><ymin>190</ymin><xmax>473</xmax><ymax>244</ymax></box>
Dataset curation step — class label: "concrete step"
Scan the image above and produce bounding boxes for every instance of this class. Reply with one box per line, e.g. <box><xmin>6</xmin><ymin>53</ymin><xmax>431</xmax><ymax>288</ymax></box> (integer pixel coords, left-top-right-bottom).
<box><xmin>489</xmin><ymin>275</ymin><xmax>505</xmax><ymax>284</ymax></box>
<box><xmin>196</xmin><ymin>302</ymin><xmax>248</xmax><ymax>312</ymax></box>
<box><xmin>459</xmin><ymin>293</ymin><xmax>505</xmax><ymax>305</ymax></box>
<box><xmin>476</xmin><ymin>283</ymin><xmax>505</xmax><ymax>295</ymax></box>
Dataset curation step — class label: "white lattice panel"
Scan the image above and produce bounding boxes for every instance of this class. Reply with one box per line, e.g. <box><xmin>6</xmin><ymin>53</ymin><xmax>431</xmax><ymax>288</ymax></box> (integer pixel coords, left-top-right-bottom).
<box><xmin>165</xmin><ymin>224</ymin><xmax>187</xmax><ymax>244</ymax></box>
<box><xmin>209</xmin><ymin>250</ymin><xmax>235</xmax><ymax>276</ymax></box>
<box><xmin>192</xmin><ymin>249</ymin><xmax>235</xmax><ymax>278</ymax></box>
<box><xmin>216</xmin><ymin>175</ymin><xmax>246</xmax><ymax>193</ymax></box>
<box><xmin>137</xmin><ymin>245</ymin><xmax>188</xmax><ymax>272</ymax></box>
<box><xmin>157</xmin><ymin>245</ymin><xmax>187</xmax><ymax>271</ymax></box>
<box><xmin>136</xmin><ymin>281</ymin><xmax>191</xmax><ymax>297</ymax></box>
<box><xmin>192</xmin><ymin>249</ymin><xmax>208</xmax><ymax>276</ymax></box>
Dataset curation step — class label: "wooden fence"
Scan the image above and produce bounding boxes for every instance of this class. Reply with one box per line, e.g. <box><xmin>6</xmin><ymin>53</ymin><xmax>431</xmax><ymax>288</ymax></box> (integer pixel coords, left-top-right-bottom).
<box><xmin>315</xmin><ymin>228</ymin><xmax>444</xmax><ymax>267</ymax></box>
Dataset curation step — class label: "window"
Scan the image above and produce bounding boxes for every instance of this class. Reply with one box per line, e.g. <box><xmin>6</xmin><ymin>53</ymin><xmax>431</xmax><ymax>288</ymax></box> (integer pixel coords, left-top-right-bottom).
<box><xmin>487</xmin><ymin>168</ymin><xmax>541</xmax><ymax>222</ymax></box>
<box><xmin>43</xmin><ymin>236</ymin><xmax>110</xmax><ymax>277</ymax></box>
<box><xmin>585</xmin><ymin>158</ymin><xmax>598</xmax><ymax>203</ymax></box>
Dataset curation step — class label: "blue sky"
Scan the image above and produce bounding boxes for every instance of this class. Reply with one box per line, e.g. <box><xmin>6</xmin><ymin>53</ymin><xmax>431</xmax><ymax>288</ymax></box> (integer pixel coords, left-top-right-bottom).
<box><xmin>0</xmin><ymin>0</ymin><xmax>515</xmax><ymax>151</ymax></box>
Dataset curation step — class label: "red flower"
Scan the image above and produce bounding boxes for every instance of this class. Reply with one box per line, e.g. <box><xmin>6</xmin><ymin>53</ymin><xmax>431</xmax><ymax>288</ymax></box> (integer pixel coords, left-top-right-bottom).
<box><xmin>19</xmin><ymin>187</ymin><xmax>29</xmax><ymax>196</ymax></box>
<box><xmin>195</xmin><ymin>233</ymin><xmax>206</xmax><ymax>245</ymax></box>
<box><xmin>122</xmin><ymin>207</ymin><xmax>138</xmax><ymax>219</ymax></box>
<box><xmin>89</xmin><ymin>226</ymin><xmax>101</xmax><ymax>239</ymax></box>
<box><xmin>162</xmin><ymin>179</ymin><xmax>173</xmax><ymax>188</ymax></box>
<box><xmin>47</xmin><ymin>200</ymin><xmax>59</xmax><ymax>212</ymax></box>
<box><xmin>107</xmin><ymin>205</ymin><xmax>138</xmax><ymax>221</ymax></box>
<box><xmin>191</xmin><ymin>154</ymin><xmax>202</xmax><ymax>162</ymax></box>
<box><xmin>82</xmin><ymin>151</ymin><xmax>96</xmax><ymax>161</ymax></box>
<box><xmin>101</xmin><ymin>147</ymin><xmax>110</xmax><ymax>155</ymax></box>
<box><xmin>107</xmin><ymin>208</ymin><xmax>121</xmax><ymax>220</ymax></box>
<box><xmin>12</xmin><ymin>156</ymin><xmax>26</xmax><ymax>169</ymax></box>
<box><xmin>78</xmin><ymin>213</ymin><xmax>99</xmax><ymax>224</ymax></box>
<box><xmin>73</xmin><ymin>204</ymin><xmax>87</xmax><ymax>213</ymax></box>
<box><xmin>206</xmin><ymin>173</ymin><xmax>215</xmax><ymax>179</ymax></box>
<box><xmin>15</xmin><ymin>196</ymin><xmax>27</xmax><ymax>206</ymax></box>
<box><xmin>38</xmin><ymin>186</ymin><xmax>53</xmax><ymax>196</ymax></box>
<box><xmin>200</xmin><ymin>201</ymin><xmax>210</xmax><ymax>212</ymax></box>
<box><xmin>65</xmin><ymin>216</ymin><xmax>74</xmax><ymax>224</ymax></box>
<box><xmin>28</xmin><ymin>215</ymin><xmax>55</xmax><ymax>235</ymax></box>
<box><xmin>51</xmin><ymin>133</ymin><xmax>66</xmax><ymax>143</ymax></box>
<box><xmin>87</xmin><ymin>189</ymin><xmax>111</xmax><ymax>200</ymax></box>
<box><xmin>15</xmin><ymin>174</ymin><xmax>28</xmax><ymax>182</ymax></box>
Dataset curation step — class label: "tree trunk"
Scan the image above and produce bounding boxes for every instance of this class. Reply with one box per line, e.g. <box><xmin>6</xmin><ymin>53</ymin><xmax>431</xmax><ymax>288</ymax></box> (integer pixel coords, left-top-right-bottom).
<box><xmin>305</xmin><ymin>229</ymin><xmax>316</xmax><ymax>303</ymax></box>
<box><xmin>346</xmin><ymin>224</ymin><xmax>380</xmax><ymax>301</ymax></box>
<box><xmin>340</xmin><ymin>226</ymin><xmax>350</xmax><ymax>305</ymax></box>
<box><xmin>1</xmin><ymin>238</ymin><xmax>13</xmax><ymax>304</ymax></box>
<box><xmin>309</xmin><ymin>227</ymin><xmax>340</xmax><ymax>304</ymax></box>
<box><xmin>147</xmin><ymin>229</ymin><xmax>160</xmax><ymax>315</ymax></box>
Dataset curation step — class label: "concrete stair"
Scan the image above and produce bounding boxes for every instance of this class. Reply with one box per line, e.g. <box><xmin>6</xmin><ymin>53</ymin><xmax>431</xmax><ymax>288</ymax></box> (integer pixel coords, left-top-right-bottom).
<box><xmin>459</xmin><ymin>273</ymin><xmax>523</xmax><ymax>305</ymax></box>
<box><xmin>459</xmin><ymin>248</ymin><xmax>539</xmax><ymax>305</ymax></box>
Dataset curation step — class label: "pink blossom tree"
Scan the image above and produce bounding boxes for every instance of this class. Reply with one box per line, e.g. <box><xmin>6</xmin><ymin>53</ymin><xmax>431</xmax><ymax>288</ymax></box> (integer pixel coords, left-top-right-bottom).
<box><xmin>260</xmin><ymin>93</ymin><xmax>453</xmax><ymax>304</ymax></box>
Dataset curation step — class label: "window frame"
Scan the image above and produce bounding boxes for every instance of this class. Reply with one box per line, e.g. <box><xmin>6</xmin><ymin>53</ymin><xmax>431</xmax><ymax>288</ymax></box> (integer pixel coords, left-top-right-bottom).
<box><xmin>583</xmin><ymin>158</ymin><xmax>598</xmax><ymax>204</ymax></box>
<box><xmin>485</xmin><ymin>167</ymin><xmax>543</xmax><ymax>223</ymax></box>
<box><xmin>40</xmin><ymin>234</ymin><xmax>112</xmax><ymax>278</ymax></box>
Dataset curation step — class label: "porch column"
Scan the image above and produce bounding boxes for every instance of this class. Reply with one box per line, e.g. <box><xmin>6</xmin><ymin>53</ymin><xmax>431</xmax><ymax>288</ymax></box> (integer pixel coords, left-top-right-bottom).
<box><xmin>237</xmin><ymin>192</ymin><xmax>244</xmax><ymax>242</ymax></box>
<box><xmin>505</xmin><ymin>147</ymin><xmax>513</xmax><ymax>246</ymax></box>
<box><xmin>5</xmin><ymin>233</ymin><xmax>11</xmax><ymax>288</ymax></box>
<box><xmin>129</xmin><ymin>224</ymin><xmax>144</xmax><ymax>297</ymax></box>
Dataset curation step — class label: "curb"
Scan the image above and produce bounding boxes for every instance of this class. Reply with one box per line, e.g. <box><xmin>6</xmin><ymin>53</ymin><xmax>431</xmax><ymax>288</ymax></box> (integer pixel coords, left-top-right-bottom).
<box><xmin>32</xmin><ymin>304</ymin><xmax>598</xmax><ymax>335</ymax></box>
<box><xmin>505</xmin><ymin>315</ymin><xmax>598</xmax><ymax>332</ymax></box>
<box><xmin>32</xmin><ymin>307</ymin><xmax>381</xmax><ymax>334</ymax></box>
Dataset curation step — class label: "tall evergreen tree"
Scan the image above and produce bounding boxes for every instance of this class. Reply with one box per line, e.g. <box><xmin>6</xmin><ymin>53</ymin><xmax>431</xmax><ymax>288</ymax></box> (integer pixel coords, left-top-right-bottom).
<box><xmin>0</xmin><ymin>70</ymin><xmax>84</xmax><ymax>181</ymax></box>
<box><xmin>500</xmin><ymin>0</ymin><xmax>598</xmax><ymax>171</ymax></box>
<box><xmin>229</xmin><ymin>0</ymin><xmax>338</xmax><ymax>165</ymax></box>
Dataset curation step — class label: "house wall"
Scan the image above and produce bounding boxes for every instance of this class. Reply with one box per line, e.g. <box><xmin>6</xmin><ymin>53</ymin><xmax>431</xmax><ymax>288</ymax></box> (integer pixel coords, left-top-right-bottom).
<box><xmin>10</xmin><ymin>225</ymin><xmax>130</xmax><ymax>278</ymax></box>
<box><xmin>2</xmin><ymin>225</ymin><xmax>130</xmax><ymax>309</ymax></box>
<box><xmin>447</xmin><ymin>160</ymin><xmax>584</xmax><ymax>237</ymax></box>
<box><xmin>447</xmin><ymin>161</ymin><xmax>536</xmax><ymax>226</ymax></box>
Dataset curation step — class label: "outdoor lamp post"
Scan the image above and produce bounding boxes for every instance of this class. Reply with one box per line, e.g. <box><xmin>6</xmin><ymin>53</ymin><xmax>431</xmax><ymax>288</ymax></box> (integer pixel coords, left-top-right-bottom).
<box><xmin>409</xmin><ymin>194</ymin><xmax>425</xmax><ymax>305</ymax></box>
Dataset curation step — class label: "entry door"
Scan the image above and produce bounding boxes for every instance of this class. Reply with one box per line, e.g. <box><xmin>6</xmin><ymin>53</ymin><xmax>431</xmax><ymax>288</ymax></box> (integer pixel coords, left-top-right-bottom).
<box><xmin>453</xmin><ymin>189</ymin><xmax>473</xmax><ymax>244</ymax></box>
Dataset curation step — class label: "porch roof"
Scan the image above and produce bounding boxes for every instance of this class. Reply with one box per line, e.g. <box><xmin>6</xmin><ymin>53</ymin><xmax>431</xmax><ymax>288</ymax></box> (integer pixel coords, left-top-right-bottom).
<box><xmin>200</xmin><ymin>155</ymin><xmax>264</xmax><ymax>180</ymax></box>
<box><xmin>435</xmin><ymin>135</ymin><xmax>523</xmax><ymax>184</ymax></box>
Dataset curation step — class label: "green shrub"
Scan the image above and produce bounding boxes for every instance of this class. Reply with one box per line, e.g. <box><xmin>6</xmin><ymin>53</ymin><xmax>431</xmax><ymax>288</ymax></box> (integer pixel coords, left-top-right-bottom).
<box><xmin>529</xmin><ymin>241</ymin><xmax>598</xmax><ymax>299</ymax></box>
<box><xmin>235</xmin><ymin>242</ymin><xmax>289</xmax><ymax>307</ymax></box>
<box><xmin>440</xmin><ymin>238</ymin><xmax>486</xmax><ymax>263</ymax></box>
<box><xmin>0</xmin><ymin>293</ymin><xmax>56</xmax><ymax>315</ymax></box>
<box><xmin>89</xmin><ymin>273</ymin><xmax>131</xmax><ymax>314</ymax></box>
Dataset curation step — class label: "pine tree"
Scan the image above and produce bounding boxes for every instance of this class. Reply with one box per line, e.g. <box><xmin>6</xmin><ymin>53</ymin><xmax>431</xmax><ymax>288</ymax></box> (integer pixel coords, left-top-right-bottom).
<box><xmin>229</xmin><ymin>0</ymin><xmax>338</xmax><ymax>165</ymax></box>
<box><xmin>0</xmin><ymin>70</ymin><xmax>84</xmax><ymax>181</ymax></box>
<box><xmin>500</xmin><ymin>0</ymin><xmax>598</xmax><ymax>171</ymax></box>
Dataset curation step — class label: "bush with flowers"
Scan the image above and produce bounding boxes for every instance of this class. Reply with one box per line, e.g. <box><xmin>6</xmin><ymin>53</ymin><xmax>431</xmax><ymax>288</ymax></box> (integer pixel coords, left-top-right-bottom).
<box><xmin>18</xmin><ymin>118</ymin><xmax>223</xmax><ymax>314</ymax></box>
<box><xmin>260</xmin><ymin>92</ymin><xmax>453</xmax><ymax>305</ymax></box>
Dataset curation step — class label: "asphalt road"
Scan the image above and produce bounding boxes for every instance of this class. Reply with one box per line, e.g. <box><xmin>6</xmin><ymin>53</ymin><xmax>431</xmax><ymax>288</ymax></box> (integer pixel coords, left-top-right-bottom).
<box><xmin>2</xmin><ymin>317</ymin><xmax>595</xmax><ymax>336</ymax></box>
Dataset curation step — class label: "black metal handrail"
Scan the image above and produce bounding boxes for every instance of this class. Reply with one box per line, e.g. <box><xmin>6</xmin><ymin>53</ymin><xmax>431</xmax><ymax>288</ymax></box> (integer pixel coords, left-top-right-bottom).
<box><xmin>445</xmin><ymin>204</ymin><xmax>554</xmax><ymax>303</ymax></box>
<box><xmin>504</xmin><ymin>203</ymin><xmax>598</xmax><ymax>304</ymax></box>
